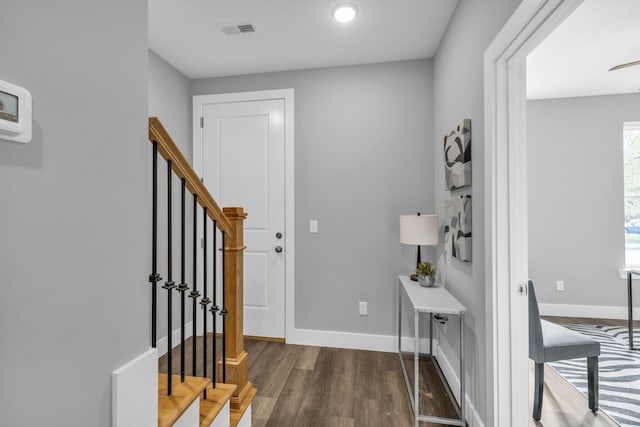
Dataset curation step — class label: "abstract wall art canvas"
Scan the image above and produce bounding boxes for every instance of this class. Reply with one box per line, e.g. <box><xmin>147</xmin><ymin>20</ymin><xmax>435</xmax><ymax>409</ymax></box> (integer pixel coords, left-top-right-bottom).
<box><xmin>444</xmin><ymin>119</ymin><xmax>472</xmax><ymax>190</ymax></box>
<box><xmin>444</xmin><ymin>195</ymin><xmax>472</xmax><ymax>262</ymax></box>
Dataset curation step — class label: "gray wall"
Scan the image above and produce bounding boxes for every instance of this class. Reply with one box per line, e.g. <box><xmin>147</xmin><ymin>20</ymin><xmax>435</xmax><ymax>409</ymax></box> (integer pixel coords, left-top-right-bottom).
<box><xmin>149</xmin><ymin>49</ymin><xmax>193</xmax><ymax>158</ymax></box>
<box><xmin>432</xmin><ymin>0</ymin><xmax>522</xmax><ymax>423</ymax></box>
<box><xmin>148</xmin><ymin>49</ymin><xmax>194</xmax><ymax>340</ymax></box>
<box><xmin>193</xmin><ymin>60</ymin><xmax>435</xmax><ymax>335</ymax></box>
<box><xmin>527</xmin><ymin>93</ymin><xmax>640</xmax><ymax>306</ymax></box>
<box><xmin>0</xmin><ymin>1</ymin><xmax>148</xmax><ymax>425</ymax></box>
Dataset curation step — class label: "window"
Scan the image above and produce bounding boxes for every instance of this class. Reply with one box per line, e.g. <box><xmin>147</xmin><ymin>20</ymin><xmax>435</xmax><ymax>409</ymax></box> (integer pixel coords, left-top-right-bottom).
<box><xmin>624</xmin><ymin>121</ymin><xmax>640</xmax><ymax>266</ymax></box>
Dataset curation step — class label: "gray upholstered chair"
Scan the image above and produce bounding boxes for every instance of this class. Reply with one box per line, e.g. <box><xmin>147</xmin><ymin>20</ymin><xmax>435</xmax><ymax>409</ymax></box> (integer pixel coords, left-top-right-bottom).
<box><xmin>528</xmin><ymin>280</ymin><xmax>600</xmax><ymax>421</ymax></box>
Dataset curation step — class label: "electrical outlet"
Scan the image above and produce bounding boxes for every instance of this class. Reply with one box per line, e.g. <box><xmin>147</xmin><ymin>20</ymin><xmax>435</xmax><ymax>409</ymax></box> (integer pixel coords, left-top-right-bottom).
<box><xmin>556</xmin><ymin>280</ymin><xmax>565</xmax><ymax>292</ymax></box>
<box><xmin>309</xmin><ymin>220</ymin><xmax>318</xmax><ymax>233</ymax></box>
<box><xmin>359</xmin><ymin>301</ymin><xmax>368</xmax><ymax>316</ymax></box>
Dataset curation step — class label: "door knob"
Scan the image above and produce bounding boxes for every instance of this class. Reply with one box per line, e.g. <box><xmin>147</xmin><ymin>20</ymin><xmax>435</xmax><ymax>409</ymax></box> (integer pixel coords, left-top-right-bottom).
<box><xmin>275</xmin><ymin>232</ymin><xmax>283</xmax><ymax>239</ymax></box>
<box><xmin>275</xmin><ymin>246</ymin><xmax>283</xmax><ymax>253</ymax></box>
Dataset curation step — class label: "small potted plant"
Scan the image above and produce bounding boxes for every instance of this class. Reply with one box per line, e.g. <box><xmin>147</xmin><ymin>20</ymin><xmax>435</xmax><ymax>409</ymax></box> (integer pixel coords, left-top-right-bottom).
<box><xmin>416</xmin><ymin>261</ymin><xmax>436</xmax><ymax>287</ymax></box>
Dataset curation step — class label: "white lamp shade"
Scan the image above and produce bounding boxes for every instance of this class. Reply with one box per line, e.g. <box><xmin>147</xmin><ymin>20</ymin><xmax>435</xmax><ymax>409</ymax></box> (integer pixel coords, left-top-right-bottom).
<box><xmin>400</xmin><ymin>214</ymin><xmax>439</xmax><ymax>245</ymax></box>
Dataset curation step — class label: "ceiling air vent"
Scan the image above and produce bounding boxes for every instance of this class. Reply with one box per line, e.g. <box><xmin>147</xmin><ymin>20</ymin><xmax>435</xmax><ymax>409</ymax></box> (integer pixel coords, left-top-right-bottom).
<box><xmin>237</xmin><ymin>24</ymin><xmax>256</xmax><ymax>33</ymax></box>
<box><xmin>218</xmin><ymin>23</ymin><xmax>256</xmax><ymax>35</ymax></box>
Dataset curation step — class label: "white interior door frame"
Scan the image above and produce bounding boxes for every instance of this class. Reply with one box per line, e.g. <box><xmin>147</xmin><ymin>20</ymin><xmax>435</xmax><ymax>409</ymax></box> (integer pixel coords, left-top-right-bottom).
<box><xmin>484</xmin><ymin>0</ymin><xmax>583</xmax><ymax>425</ymax></box>
<box><xmin>192</xmin><ymin>88</ymin><xmax>295</xmax><ymax>341</ymax></box>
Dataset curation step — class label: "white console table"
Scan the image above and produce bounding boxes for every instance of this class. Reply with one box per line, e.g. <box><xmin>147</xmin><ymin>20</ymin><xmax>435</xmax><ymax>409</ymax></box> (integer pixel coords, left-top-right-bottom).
<box><xmin>397</xmin><ymin>275</ymin><xmax>467</xmax><ymax>427</ymax></box>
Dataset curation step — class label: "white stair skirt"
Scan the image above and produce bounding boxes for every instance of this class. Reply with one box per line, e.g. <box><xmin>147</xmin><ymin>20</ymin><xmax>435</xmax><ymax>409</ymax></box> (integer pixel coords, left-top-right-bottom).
<box><xmin>237</xmin><ymin>403</ymin><xmax>252</xmax><ymax>427</ymax></box>
<box><xmin>211</xmin><ymin>400</ymin><xmax>231</xmax><ymax>427</ymax></box>
<box><xmin>112</xmin><ymin>348</ymin><xmax>158</xmax><ymax>427</ymax></box>
<box><xmin>172</xmin><ymin>398</ymin><xmax>200</xmax><ymax>427</ymax></box>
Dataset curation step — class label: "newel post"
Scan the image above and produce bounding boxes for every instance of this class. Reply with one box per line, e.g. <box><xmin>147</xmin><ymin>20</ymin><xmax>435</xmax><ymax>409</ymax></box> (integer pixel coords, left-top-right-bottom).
<box><xmin>219</xmin><ymin>207</ymin><xmax>256</xmax><ymax>412</ymax></box>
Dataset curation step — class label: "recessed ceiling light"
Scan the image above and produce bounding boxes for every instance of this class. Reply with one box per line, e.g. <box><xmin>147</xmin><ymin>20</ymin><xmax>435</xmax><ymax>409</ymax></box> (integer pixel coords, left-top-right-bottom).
<box><xmin>333</xmin><ymin>4</ymin><xmax>357</xmax><ymax>23</ymax></box>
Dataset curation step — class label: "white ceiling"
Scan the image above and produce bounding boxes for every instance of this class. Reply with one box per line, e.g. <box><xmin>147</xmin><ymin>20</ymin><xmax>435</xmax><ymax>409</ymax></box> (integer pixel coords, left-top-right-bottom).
<box><xmin>527</xmin><ymin>0</ymin><xmax>640</xmax><ymax>100</ymax></box>
<box><xmin>148</xmin><ymin>0</ymin><xmax>459</xmax><ymax>79</ymax></box>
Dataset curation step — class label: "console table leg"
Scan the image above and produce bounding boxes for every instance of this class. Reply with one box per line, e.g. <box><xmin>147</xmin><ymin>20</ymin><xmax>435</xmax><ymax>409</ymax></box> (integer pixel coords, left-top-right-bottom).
<box><xmin>429</xmin><ymin>313</ymin><xmax>433</xmax><ymax>357</ymax></box>
<box><xmin>460</xmin><ymin>313</ymin><xmax>465</xmax><ymax>425</ymax></box>
<box><xmin>414</xmin><ymin>309</ymin><xmax>420</xmax><ymax>427</ymax></box>
<box><xmin>398</xmin><ymin>283</ymin><xmax>402</xmax><ymax>353</ymax></box>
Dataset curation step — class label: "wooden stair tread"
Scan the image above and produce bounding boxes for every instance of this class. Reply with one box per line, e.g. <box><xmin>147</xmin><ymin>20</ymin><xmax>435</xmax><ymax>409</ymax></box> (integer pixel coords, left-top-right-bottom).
<box><xmin>158</xmin><ymin>374</ymin><xmax>211</xmax><ymax>427</ymax></box>
<box><xmin>199</xmin><ymin>383</ymin><xmax>237</xmax><ymax>427</ymax></box>
<box><xmin>229</xmin><ymin>386</ymin><xmax>257</xmax><ymax>427</ymax></box>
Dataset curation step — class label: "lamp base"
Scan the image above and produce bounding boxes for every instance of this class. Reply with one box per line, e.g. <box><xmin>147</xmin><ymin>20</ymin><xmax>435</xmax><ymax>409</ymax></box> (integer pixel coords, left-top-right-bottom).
<box><xmin>410</xmin><ymin>274</ymin><xmax>418</xmax><ymax>282</ymax></box>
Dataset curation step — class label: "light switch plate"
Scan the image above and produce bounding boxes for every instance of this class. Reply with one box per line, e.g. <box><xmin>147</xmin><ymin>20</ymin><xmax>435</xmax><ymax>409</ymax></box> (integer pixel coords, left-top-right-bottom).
<box><xmin>359</xmin><ymin>301</ymin><xmax>367</xmax><ymax>316</ymax></box>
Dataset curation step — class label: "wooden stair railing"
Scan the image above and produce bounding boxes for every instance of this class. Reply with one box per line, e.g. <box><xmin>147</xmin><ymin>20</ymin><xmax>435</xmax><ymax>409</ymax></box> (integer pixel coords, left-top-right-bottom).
<box><xmin>148</xmin><ymin>117</ymin><xmax>256</xmax><ymax>426</ymax></box>
<box><xmin>149</xmin><ymin>117</ymin><xmax>233</xmax><ymax>235</ymax></box>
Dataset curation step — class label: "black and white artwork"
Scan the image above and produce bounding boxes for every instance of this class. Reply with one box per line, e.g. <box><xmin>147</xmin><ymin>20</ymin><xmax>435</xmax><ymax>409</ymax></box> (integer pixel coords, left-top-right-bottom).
<box><xmin>444</xmin><ymin>119</ymin><xmax>471</xmax><ymax>190</ymax></box>
<box><xmin>444</xmin><ymin>195</ymin><xmax>472</xmax><ymax>262</ymax></box>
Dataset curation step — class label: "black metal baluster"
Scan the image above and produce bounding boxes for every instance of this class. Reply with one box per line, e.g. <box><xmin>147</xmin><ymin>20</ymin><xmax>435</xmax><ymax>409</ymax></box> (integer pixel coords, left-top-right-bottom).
<box><xmin>163</xmin><ymin>160</ymin><xmax>177</xmax><ymax>395</ymax></box>
<box><xmin>221</xmin><ymin>232</ymin><xmax>228</xmax><ymax>383</ymax></box>
<box><xmin>209</xmin><ymin>221</ymin><xmax>219</xmax><ymax>388</ymax></box>
<box><xmin>189</xmin><ymin>195</ymin><xmax>200</xmax><ymax>376</ymax></box>
<box><xmin>149</xmin><ymin>141</ymin><xmax>162</xmax><ymax>348</ymax></box>
<box><xmin>178</xmin><ymin>179</ymin><xmax>188</xmax><ymax>382</ymax></box>
<box><xmin>201</xmin><ymin>208</ymin><xmax>211</xmax><ymax>398</ymax></box>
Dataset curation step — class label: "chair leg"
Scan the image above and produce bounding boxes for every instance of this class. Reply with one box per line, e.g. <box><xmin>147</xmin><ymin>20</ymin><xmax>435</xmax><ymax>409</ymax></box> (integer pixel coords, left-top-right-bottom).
<box><xmin>587</xmin><ymin>356</ymin><xmax>599</xmax><ymax>412</ymax></box>
<box><xmin>533</xmin><ymin>362</ymin><xmax>544</xmax><ymax>421</ymax></box>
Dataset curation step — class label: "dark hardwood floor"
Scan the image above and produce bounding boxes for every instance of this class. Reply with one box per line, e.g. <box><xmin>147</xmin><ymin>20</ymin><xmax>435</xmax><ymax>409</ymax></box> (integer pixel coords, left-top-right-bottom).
<box><xmin>158</xmin><ymin>316</ymin><xmax>635</xmax><ymax>426</ymax></box>
<box><xmin>159</xmin><ymin>336</ymin><xmax>459</xmax><ymax>426</ymax></box>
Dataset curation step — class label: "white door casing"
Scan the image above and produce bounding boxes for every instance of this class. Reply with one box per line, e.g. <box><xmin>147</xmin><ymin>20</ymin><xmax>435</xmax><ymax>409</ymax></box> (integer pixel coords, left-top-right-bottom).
<box><xmin>193</xmin><ymin>89</ymin><xmax>294</xmax><ymax>339</ymax></box>
<box><xmin>484</xmin><ymin>0</ymin><xmax>583</xmax><ymax>425</ymax></box>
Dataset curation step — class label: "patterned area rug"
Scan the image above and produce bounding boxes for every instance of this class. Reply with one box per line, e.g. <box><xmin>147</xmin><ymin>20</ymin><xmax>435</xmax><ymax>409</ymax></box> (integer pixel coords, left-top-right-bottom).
<box><xmin>549</xmin><ymin>325</ymin><xmax>640</xmax><ymax>427</ymax></box>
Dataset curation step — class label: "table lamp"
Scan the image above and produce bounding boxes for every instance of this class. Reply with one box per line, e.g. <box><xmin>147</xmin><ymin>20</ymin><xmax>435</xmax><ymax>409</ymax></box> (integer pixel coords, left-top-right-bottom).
<box><xmin>400</xmin><ymin>213</ymin><xmax>439</xmax><ymax>281</ymax></box>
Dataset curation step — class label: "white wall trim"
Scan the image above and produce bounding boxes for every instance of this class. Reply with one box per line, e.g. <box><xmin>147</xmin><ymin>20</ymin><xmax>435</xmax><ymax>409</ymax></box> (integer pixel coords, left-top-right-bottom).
<box><xmin>285</xmin><ymin>326</ymin><xmax>438</xmax><ymax>353</ymax></box>
<box><xmin>157</xmin><ymin>321</ymin><xmax>194</xmax><ymax>357</ymax></box>
<box><xmin>112</xmin><ymin>347</ymin><xmax>158</xmax><ymax>427</ymax></box>
<box><xmin>192</xmin><ymin>89</ymin><xmax>294</xmax><ymax>341</ymax></box>
<box><xmin>539</xmin><ymin>303</ymin><xmax>639</xmax><ymax>319</ymax></box>
<box><xmin>287</xmin><ymin>327</ymin><xmax>404</xmax><ymax>353</ymax></box>
<box><xmin>484</xmin><ymin>0</ymin><xmax>584</xmax><ymax>425</ymax></box>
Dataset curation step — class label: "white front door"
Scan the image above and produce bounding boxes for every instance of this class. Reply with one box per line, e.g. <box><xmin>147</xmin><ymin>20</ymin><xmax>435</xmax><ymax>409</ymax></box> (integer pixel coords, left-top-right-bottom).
<box><xmin>196</xmin><ymin>96</ymin><xmax>286</xmax><ymax>339</ymax></box>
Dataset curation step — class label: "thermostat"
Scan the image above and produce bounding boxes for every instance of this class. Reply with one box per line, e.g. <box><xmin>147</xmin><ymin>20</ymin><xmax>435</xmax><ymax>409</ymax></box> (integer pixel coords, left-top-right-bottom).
<box><xmin>0</xmin><ymin>79</ymin><xmax>32</xmax><ymax>143</ymax></box>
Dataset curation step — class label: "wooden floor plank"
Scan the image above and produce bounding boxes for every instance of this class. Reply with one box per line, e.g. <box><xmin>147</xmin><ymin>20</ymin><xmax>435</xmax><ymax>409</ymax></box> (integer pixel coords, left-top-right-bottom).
<box><xmin>249</xmin><ymin>396</ymin><xmax>277</xmax><ymax>427</ymax></box>
<box><xmin>322</xmin><ymin>416</ymin><xmax>355</xmax><ymax>427</ymax></box>
<box><xmin>294</xmin><ymin>345</ymin><xmax>321</xmax><ymax>370</ymax></box>
<box><xmin>248</xmin><ymin>341</ymin><xmax>301</xmax><ymax>398</ymax></box>
<box><xmin>263</xmin><ymin>368</ymin><xmax>310</xmax><ymax>427</ymax></box>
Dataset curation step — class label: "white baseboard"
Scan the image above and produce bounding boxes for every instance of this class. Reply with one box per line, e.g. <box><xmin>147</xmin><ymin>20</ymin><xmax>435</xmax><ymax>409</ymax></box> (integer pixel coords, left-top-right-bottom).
<box><xmin>287</xmin><ymin>326</ymin><xmax>441</xmax><ymax>353</ymax></box>
<box><xmin>435</xmin><ymin>345</ymin><xmax>485</xmax><ymax>427</ymax></box>
<box><xmin>112</xmin><ymin>347</ymin><xmax>158</xmax><ymax>427</ymax></box>
<box><xmin>286</xmin><ymin>327</ymin><xmax>431</xmax><ymax>353</ymax></box>
<box><xmin>538</xmin><ymin>303</ymin><xmax>640</xmax><ymax>320</ymax></box>
<box><xmin>157</xmin><ymin>321</ymin><xmax>194</xmax><ymax>357</ymax></box>
<box><xmin>286</xmin><ymin>327</ymin><xmax>397</xmax><ymax>352</ymax></box>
